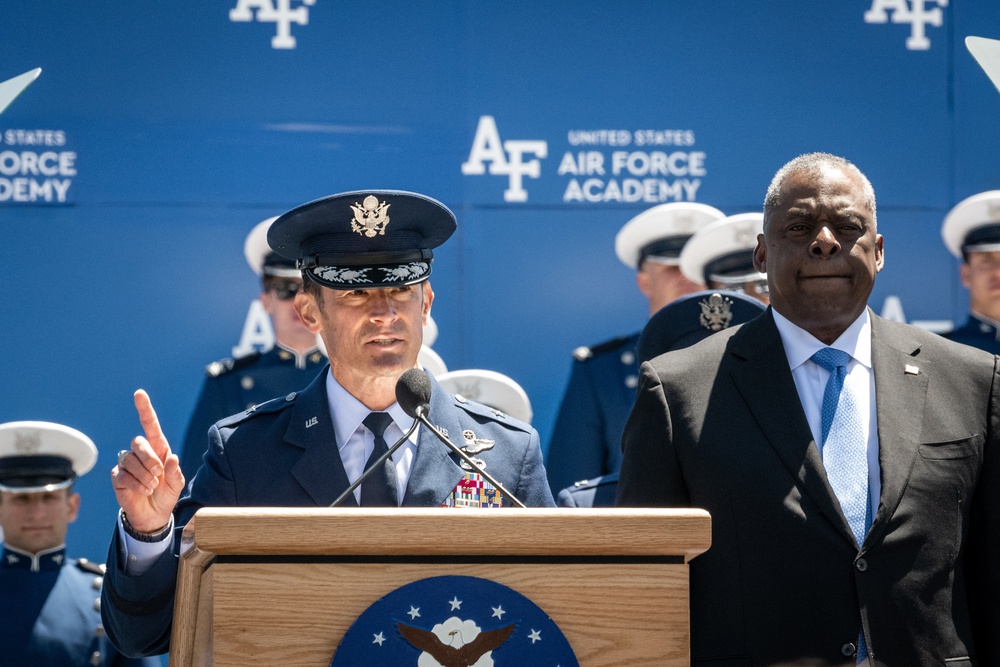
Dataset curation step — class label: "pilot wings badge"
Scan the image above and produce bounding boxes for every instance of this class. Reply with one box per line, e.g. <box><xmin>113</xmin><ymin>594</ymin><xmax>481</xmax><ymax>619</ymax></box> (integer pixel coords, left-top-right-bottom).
<box><xmin>699</xmin><ymin>292</ymin><xmax>734</xmax><ymax>331</ymax></box>
<box><xmin>350</xmin><ymin>195</ymin><xmax>391</xmax><ymax>238</ymax></box>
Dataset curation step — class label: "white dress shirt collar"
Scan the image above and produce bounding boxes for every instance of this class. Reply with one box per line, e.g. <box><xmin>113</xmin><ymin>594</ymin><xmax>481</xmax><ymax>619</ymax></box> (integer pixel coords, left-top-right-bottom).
<box><xmin>325</xmin><ymin>371</ymin><xmax>415</xmax><ymax>449</ymax></box>
<box><xmin>771</xmin><ymin>307</ymin><xmax>872</xmax><ymax>370</ymax></box>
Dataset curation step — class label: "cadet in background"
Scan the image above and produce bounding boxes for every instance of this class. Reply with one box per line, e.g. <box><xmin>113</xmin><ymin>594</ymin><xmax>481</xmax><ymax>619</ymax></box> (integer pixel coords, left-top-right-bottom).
<box><xmin>179</xmin><ymin>216</ymin><xmax>325</xmax><ymax>478</ymax></box>
<box><xmin>545</xmin><ymin>202</ymin><xmax>723</xmax><ymax>494</ymax></box>
<box><xmin>556</xmin><ymin>290</ymin><xmax>765</xmax><ymax>507</ymax></box>
<box><xmin>941</xmin><ymin>190</ymin><xmax>1000</xmax><ymax>354</ymax></box>
<box><xmin>0</xmin><ymin>421</ymin><xmax>158</xmax><ymax>667</ymax></box>
<box><xmin>679</xmin><ymin>212</ymin><xmax>770</xmax><ymax>305</ymax></box>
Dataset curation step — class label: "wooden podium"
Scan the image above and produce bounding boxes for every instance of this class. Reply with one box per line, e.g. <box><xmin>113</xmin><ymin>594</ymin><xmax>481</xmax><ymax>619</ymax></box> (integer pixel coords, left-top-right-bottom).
<box><xmin>169</xmin><ymin>507</ymin><xmax>710</xmax><ymax>666</ymax></box>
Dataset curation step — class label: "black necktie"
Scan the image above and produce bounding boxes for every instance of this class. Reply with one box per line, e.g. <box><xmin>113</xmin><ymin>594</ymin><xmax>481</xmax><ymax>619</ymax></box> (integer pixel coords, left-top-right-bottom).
<box><xmin>360</xmin><ymin>412</ymin><xmax>398</xmax><ymax>507</ymax></box>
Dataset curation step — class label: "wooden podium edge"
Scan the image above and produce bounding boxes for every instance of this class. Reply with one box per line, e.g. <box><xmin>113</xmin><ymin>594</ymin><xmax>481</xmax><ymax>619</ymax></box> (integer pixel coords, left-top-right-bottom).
<box><xmin>169</xmin><ymin>508</ymin><xmax>711</xmax><ymax>667</ymax></box>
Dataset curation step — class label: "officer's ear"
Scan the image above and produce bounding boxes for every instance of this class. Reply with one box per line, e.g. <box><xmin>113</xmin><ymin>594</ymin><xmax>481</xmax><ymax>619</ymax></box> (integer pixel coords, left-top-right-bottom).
<box><xmin>66</xmin><ymin>491</ymin><xmax>81</xmax><ymax>524</ymax></box>
<box><xmin>295</xmin><ymin>291</ymin><xmax>324</xmax><ymax>334</ymax></box>
<box><xmin>421</xmin><ymin>281</ymin><xmax>435</xmax><ymax>325</ymax></box>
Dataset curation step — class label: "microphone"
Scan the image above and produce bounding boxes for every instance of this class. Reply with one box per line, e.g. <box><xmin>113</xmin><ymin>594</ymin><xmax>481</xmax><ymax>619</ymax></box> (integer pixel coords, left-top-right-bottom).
<box><xmin>396</xmin><ymin>368</ymin><xmax>526</xmax><ymax>508</ymax></box>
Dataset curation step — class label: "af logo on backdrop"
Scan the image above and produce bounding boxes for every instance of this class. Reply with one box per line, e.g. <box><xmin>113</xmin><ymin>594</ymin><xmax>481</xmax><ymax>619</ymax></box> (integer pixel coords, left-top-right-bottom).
<box><xmin>229</xmin><ymin>0</ymin><xmax>316</xmax><ymax>49</ymax></box>
<box><xmin>463</xmin><ymin>115</ymin><xmax>707</xmax><ymax>205</ymax></box>
<box><xmin>864</xmin><ymin>0</ymin><xmax>948</xmax><ymax>50</ymax></box>
<box><xmin>330</xmin><ymin>575</ymin><xmax>577</xmax><ymax>666</ymax></box>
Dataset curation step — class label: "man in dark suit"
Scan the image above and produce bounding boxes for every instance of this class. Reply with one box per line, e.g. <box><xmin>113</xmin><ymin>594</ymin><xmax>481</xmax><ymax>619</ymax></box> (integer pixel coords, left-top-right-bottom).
<box><xmin>102</xmin><ymin>190</ymin><xmax>555</xmax><ymax>657</ymax></box>
<box><xmin>617</xmin><ymin>153</ymin><xmax>999</xmax><ymax>666</ymax></box>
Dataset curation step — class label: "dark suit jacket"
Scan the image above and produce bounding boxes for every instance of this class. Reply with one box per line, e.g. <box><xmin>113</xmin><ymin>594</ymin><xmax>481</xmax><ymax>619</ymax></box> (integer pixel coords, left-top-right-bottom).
<box><xmin>102</xmin><ymin>369</ymin><xmax>555</xmax><ymax>657</ymax></box>
<box><xmin>617</xmin><ymin>309</ymin><xmax>1000</xmax><ymax>667</ymax></box>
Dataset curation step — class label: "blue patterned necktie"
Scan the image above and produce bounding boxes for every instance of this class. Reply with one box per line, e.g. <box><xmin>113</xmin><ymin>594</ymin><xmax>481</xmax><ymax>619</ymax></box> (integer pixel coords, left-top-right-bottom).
<box><xmin>811</xmin><ymin>347</ymin><xmax>871</xmax><ymax>662</ymax></box>
<box><xmin>360</xmin><ymin>412</ymin><xmax>398</xmax><ymax>507</ymax></box>
<box><xmin>810</xmin><ymin>348</ymin><xmax>869</xmax><ymax>547</ymax></box>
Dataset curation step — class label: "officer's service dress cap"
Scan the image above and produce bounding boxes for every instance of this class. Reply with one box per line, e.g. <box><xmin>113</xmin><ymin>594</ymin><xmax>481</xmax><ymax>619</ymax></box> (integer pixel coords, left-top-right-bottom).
<box><xmin>268</xmin><ymin>190</ymin><xmax>457</xmax><ymax>289</ymax></box>
<box><xmin>615</xmin><ymin>202</ymin><xmax>725</xmax><ymax>269</ymax></box>
<box><xmin>436</xmin><ymin>369</ymin><xmax>533</xmax><ymax>423</ymax></box>
<box><xmin>638</xmin><ymin>290</ymin><xmax>766</xmax><ymax>364</ymax></box>
<box><xmin>680</xmin><ymin>212</ymin><xmax>765</xmax><ymax>286</ymax></box>
<box><xmin>942</xmin><ymin>190</ymin><xmax>1000</xmax><ymax>258</ymax></box>
<box><xmin>245</xmin><ymin>216</ymin><xmax>301</xmax><ymax>278</ymax></box>
<box><xmin>0</xmin><ymin>421</ymin><xmax>97</xmax><ymax>493</ymax></box>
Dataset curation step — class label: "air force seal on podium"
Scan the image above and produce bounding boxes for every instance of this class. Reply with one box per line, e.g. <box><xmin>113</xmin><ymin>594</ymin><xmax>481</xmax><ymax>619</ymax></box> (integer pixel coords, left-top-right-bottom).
<box><xmin>330</xmin><ymin>575</ymin><xmax>578</xmax><ymax>666</ymax></box>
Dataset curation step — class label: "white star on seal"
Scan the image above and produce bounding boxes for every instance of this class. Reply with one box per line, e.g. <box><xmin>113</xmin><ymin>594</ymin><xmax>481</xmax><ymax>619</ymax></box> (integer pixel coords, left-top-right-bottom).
<box><xmin>528</xmin><ymin>629</ymin><xmax>542</xmax><ymax>644</ymax></box>
<box><xmin>492</xmin><ymin>605</ymin><xmax>506</xmax><ymax>619</ymax></box>
<box><xmin>373</xmin><ymin>632</ymin><xmax>386</xmax><ymax>646</ymax></box>
<box><xmin>449</xmin><ymin>596</ymin><xmax>462</xmax><ymax>610</ymax></box>
<box><xmin>407</xmin><ymin>606</ymin><xmax>421</xmax><ymax>619</ymax></box>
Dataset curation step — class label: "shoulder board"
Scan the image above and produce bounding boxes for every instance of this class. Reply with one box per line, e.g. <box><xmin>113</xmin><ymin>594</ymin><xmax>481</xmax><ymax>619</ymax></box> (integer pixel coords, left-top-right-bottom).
<box><xmin>75</xmin><ymin>557</ymin><xmax>107</xmax><ymax>576</ymax></box>
<box><xmin>573</xmin><ymin>334</ymin><xmax>634</xmax><ymax>362</ymax></box>
<box><xmin>216</xmin><ymin>391</ymin><xmax>298</xmax><ymax>428</ymax></box>
<box><xmin>205</xmin><ymin>351</ymin><xmax>261</xmax><ymax>377</ymax></box>
<box><xmin>452</xmin><ymin>395</ymin><xmax>533</xmax><ymax>433</ymax></box>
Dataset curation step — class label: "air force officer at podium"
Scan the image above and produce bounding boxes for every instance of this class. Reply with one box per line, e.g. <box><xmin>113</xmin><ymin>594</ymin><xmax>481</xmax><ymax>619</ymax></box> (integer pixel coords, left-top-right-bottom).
<box><xmin>102</xmin><ymin>190</ymin><xmax>555</xmax><ymax>658</ymax></box>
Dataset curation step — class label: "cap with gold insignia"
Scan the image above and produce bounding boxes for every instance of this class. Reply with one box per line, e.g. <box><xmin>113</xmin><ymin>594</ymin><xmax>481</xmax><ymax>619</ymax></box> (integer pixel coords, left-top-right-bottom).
<box><xmin>941</xmin><ymin>191</ymin><xmax>1000</xmax><ymax>259</ymax></box>
<box><xmin>614</xmin><ymin>202</ymin><xmax>725</xmax><ymax>269</ymax></box>
<box><xmin>437</xmin><ymin>369</ymin><xmax>533</xmax><ymax>424</ymax></box>
<box><xmin>0</xmin><ymin>421</ymin><xmax>98</xmax><ymax>493</ymax></box>
<box><xmin>637</xmin><ymin>290</ymin><xmax>766</xmax><ymax>363</ymax></box>
<box><xmin>268</xmin><ymin>190</ymin><xmax>457</xmax><ymax>289</ymax></box>
<box><xmin>680</xmin><ymin>212</ymin><xmax>766</xmax><ymax>288</ymax></box>
<box><xmin>244</xmin><ymin>216</ymin><xmax>301</xmax><ymax>279</ymax></box>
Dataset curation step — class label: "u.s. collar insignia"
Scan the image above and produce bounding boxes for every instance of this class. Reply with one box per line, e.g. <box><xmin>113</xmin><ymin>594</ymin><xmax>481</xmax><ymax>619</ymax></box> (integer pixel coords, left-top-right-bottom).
<box><xmin>699</xmin><ymin>292</ymin><xmax>734</xmax><ymax>331</ymax></box>
<box><xmin>14</xmin><ymin>430</ymin><xmax>41</xmax><ymax>454</ymax></box>
<box><xmin>350</xmin><ymin>195</ymin><xmax>391</xmax><ymax>238</ymax></box>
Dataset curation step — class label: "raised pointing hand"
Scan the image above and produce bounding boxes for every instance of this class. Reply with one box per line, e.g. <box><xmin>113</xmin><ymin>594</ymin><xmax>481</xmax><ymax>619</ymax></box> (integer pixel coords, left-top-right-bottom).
<box><xmin>111</xmin><ymin>389</ymin><xmax>186</xmax><ymax>533</ymax></box>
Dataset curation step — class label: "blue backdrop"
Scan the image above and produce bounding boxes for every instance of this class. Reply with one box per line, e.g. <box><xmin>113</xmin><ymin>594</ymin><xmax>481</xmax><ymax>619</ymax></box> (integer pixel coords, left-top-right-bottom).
<box><xmin>1</xmin><ymin>0</ymin><xmax>998</xmax><ymax>567</ymax></box>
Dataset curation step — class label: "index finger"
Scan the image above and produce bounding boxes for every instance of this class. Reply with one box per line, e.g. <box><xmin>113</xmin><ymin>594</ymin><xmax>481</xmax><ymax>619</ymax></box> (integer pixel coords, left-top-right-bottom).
<box><xmin>133</xmin><ymin>389</ymin><xmax>171</xmax><ymax>460</ymax></box>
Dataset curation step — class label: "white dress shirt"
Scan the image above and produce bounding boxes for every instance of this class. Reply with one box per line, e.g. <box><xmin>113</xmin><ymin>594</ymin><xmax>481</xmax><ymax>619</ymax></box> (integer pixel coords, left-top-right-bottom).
<box><xmin>771</xmin><ymin>308</ymin><xmax>882</xmax><ymax>520</ymax></box>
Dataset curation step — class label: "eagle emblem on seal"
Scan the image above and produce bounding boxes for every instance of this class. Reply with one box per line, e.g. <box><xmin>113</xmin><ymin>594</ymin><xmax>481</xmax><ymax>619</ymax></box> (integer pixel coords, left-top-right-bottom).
<box><xmin>699</xmin><ymin>292</ymin><xmax>734</xmax><ymax>331</ymax></box>
<box><xmin>350</xmin><ymin>195</ymin><xmax>391</xmax><ymax>238</ymax></box>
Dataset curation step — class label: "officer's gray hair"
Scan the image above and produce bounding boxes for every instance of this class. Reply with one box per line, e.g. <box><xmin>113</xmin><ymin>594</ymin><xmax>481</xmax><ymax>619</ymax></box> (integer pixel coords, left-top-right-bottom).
<box><xmin>763</xmin><ymin>153</ymin><xmax>877</xmax><ymax>229</ymax></box>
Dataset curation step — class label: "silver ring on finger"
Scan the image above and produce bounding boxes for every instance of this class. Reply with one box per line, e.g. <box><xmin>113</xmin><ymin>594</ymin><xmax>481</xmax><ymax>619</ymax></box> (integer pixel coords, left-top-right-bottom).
<box><xmin>117</xmin><ymin>449</ymin><xmax>130</xmax><ymax>468</ymax></box>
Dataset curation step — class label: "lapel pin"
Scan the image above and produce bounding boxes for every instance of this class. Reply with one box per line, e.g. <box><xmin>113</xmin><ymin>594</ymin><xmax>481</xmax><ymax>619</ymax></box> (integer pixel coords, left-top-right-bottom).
<box><xmin>904</xmin><ymin>364</ymin><xmax>919</xmax><ymax>375</ymax></box>
<box><xmin>305</xmin><ymin>416</ymin><xmax>318</xmax><ymax>428</ymax></box>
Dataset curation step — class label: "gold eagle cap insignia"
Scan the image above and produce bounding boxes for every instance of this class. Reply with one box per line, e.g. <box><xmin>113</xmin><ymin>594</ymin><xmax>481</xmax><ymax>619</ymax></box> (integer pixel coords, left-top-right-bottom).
<box><xmin>349</xmin><ymin>195</ymin><xmax>391</xmax><ymax>238</ymax></box>
<box><xmin>699</xmin><ymin>292</ymin><xmax>734</xmax><ymax>331</ymax></box>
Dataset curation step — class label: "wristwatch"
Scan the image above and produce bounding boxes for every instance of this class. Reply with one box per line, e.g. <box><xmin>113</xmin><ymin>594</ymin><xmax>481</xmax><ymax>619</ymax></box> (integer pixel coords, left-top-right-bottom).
<box><xmin>121</xmin><ymin>510</ymin><xmax>173</xmax><ymax>543</ymax></box>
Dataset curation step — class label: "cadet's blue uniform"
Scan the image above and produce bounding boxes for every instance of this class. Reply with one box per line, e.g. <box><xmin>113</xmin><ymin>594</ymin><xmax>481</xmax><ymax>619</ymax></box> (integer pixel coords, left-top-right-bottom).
<box><xmin>545</xmin><ymin>333</ymin><xmax>639</xmax><ymax>494</ymax></box>
<box><xmin>0</xmin><ymin>544</ymin><xmax>158</xmax><ymax>667</ymax></box>
<box><xmin>942</xmin><ymin>314</ymin><xmax>1000</xmax><ymax>355</ymax></box>
<box><xmin>555</xmin><ymin>471</ymin><xmax>619</xmax><ymax>508</ymax></box>
<box><xmin>180</xmin><ymin>344</ymin><xmax>325</xmax><ymax>478</ymax></box>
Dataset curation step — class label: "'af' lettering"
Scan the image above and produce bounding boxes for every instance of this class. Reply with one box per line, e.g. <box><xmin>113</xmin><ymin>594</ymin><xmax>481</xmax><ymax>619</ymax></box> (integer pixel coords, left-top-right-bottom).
<box><xmin>230</xmin><ymin>0</ymin><xmax>316</xmax><ymax>49</ymax></box>
<box><xmin>462</xmin><ymin>116</ymin><xmax>548</xmax><ymax>203</ymax></box>
<box><xmin>864</xmin><ymin>0</ymin><xmax>948</xmax><ymax>51</ymax></box>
